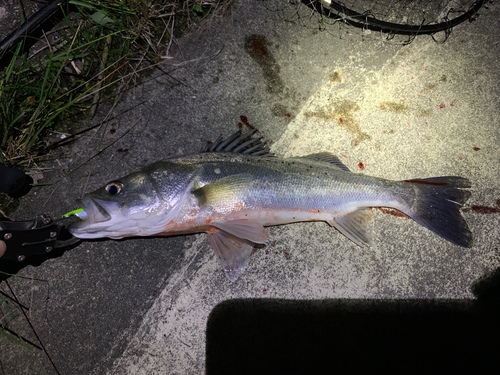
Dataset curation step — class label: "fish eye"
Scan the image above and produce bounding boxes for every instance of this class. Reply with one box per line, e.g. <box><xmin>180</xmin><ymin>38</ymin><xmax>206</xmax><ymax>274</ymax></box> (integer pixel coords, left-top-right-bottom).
<box><xmin>105</xmin><ymin>181</ymin><xmax>123</xmax><ymax>195</ymax></box>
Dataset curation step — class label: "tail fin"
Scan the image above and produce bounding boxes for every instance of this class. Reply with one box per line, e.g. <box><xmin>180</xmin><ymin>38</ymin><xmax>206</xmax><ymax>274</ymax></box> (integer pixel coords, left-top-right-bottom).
<box><xmin>402</xmin><ymin>177</ymin><xmax>472</xmax><ymax>247</ymax></box>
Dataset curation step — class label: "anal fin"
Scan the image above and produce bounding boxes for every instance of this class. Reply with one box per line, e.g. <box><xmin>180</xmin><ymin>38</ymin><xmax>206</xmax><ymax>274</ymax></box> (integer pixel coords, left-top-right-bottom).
<box><xmin>327</xmin><ymin>209</ymin><xmax>373</xmax><ymax>247</ymax></box>
<box><xmin>206</xmin><ymin>227</ymin><xmax>256</xmax><ymax>282</ymax></box>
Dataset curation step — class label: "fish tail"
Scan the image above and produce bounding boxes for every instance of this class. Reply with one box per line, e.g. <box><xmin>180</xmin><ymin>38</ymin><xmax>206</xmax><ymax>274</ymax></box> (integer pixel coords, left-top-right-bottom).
<box><xmin>402</xmin><ymin>176</ymin><xmax>472</xmax><ymax>247</ymax></box>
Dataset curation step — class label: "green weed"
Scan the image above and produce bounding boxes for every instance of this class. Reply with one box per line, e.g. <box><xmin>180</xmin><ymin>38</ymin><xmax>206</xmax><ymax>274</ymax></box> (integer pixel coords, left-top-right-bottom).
<box><xmin>0</xmin><ymin>0</ymin><xmax>231</xmax><ymax>169</ymax></box>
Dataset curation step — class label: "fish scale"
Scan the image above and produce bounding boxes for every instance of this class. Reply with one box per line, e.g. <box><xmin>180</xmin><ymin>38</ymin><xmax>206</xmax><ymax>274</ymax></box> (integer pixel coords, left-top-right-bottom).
<box><xmin>191</xmin><ymin>155</ymin><xmax>410</xmax><ymax>215</ymax></box>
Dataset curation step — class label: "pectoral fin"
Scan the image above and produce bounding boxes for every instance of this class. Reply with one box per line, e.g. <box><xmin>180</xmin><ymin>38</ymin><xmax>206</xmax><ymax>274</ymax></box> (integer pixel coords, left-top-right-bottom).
<box><xmin>328</xmin><ymin>209</ymin><xmax>373</xmax><ymax>247</ymax></box>
<box><xmin>192</xmin><ymin>174</ymin><xmax>252</xmax><ymax>206</ymax></box>
<box><xmin>206</xmin><ymin>227</ymin><xmax>255</xmax><ymax>282</ymax></box>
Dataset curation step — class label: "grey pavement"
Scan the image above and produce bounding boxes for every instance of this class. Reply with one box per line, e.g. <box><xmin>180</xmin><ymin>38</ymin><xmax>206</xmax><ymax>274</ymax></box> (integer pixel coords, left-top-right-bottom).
<box><xmin>1</xmin><ymin>0</ymin><xmax>500</xmax><ymax>374</ymax></box>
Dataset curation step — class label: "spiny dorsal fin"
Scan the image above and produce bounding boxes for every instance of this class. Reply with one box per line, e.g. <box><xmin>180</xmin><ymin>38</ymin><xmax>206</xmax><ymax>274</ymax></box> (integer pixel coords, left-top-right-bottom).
<box><xmin>201</xmin><ymin>130</ymin><xmax>273</xmax><ymax>156</ymax></box>
<box><xmin>295</xmin><ymin>153</ymin><xmax>351</xmax><ymax>171</ymax></box>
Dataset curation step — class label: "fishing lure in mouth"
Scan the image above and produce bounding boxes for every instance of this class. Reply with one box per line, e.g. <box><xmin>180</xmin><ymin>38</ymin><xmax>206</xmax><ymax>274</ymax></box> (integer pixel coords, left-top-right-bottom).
<box><xmin>63</xmin><ymin>208</ymin><xmax>87</xmax><ymax>221</ymax></box>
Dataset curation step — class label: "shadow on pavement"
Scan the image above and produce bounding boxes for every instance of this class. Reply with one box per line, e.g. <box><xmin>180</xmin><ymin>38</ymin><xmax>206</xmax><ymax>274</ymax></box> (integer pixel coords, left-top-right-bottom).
<box><xmin>207</xmin><ymin>268</ymin><xmax>500</xmax><ymax>374</ymax></box>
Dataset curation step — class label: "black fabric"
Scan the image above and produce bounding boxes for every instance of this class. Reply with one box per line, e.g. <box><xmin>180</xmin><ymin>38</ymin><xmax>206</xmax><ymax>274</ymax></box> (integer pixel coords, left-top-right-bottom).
<box><xmin>0</xmin><ymin>163</ymin><xmax>33</xmax><ymax>198</ymax></box>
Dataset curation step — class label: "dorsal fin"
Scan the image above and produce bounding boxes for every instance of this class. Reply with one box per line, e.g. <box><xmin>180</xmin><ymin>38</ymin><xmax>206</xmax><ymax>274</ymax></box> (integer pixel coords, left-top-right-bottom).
<box><xmin>201</xmin><ymin>130</ymin><xmax>273</xmax><ymax>156</ymax></box>
<box><xmin>295</xmin><ymin>153</ymin><xmax>351</xmax><ymax>171</ymax></box>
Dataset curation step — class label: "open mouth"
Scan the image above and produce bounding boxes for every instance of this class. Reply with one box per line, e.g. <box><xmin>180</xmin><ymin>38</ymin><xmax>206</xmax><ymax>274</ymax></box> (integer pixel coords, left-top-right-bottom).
<box><xmin>63</xmin><ymin>208</ymin><xmax>88</xmax><ymax>220</ymax></box>
<box><xmin>76</xmin><ymin>196</ymin><xmax>112</xmax><ymax>224</ymax></box>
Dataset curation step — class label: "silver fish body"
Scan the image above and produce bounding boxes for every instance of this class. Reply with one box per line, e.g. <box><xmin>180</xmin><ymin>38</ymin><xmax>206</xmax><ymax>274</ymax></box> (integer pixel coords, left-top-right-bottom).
<box><xmin>69</xmin><ymin>131</ymin><xmax>472</xmax><ymax>281</ymax></box>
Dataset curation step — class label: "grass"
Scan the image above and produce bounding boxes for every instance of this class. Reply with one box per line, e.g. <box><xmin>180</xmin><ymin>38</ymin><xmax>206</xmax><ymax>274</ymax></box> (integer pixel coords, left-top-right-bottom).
<box><xmin>0</xmin><ymin>0</ymin><xmax>234</xmax><ymax>215</ymax></box>
<box><xmin>0</xmin><ymin>1</ymin><xmax>234</xmax><ymax>368</ymax></box>
<box><xmin>0</xmin><ymin>0</ymin><xmax>233</xmax><ymax>170</ymax></box>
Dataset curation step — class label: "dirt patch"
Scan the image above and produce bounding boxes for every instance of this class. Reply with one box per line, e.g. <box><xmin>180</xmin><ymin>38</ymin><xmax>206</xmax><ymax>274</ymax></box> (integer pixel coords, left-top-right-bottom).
<box><xmin>303</xmin><ymin>99</ymin><xmax>371</xmax><ymax>142</ymax></box>
<box><xmin>378</xmin><ymin>101</ymin><xmax>408</xmax><ymax>113</ymax></box>
<box><xmin>244</xmin><ymin>34</ymin><xmax>284</xmax><ymax>95</ymax></box>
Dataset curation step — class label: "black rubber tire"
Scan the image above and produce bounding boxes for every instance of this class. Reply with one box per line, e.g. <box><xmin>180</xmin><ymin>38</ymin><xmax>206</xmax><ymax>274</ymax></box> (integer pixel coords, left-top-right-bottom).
<box><xmin>306</xmin><ymin>0</ymin><xmax>486</xmax><ymax>35</ymax></box>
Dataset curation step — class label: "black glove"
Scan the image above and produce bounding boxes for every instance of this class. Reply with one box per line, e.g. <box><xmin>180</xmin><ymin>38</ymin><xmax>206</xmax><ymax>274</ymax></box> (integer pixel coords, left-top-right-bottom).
<box><xmin>0</xmin><ymin>163</ymin><xmax>33</xmax><ymax>198</ymax></box>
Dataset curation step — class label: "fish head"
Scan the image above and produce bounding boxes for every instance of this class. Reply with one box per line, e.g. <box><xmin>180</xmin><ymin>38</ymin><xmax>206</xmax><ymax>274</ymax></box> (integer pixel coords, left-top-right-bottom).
<box><xmin>68</xmin><ymin>161</ymin><xmax>200</xmax><ymax>239</ymax></box>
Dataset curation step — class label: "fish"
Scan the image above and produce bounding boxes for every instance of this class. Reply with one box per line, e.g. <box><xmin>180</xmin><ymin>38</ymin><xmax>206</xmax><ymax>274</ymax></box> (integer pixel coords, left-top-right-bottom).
<box><xmin>68</xmin><ymin>130</ymin><xmax>473</xmax><ymax>281</ymax></box>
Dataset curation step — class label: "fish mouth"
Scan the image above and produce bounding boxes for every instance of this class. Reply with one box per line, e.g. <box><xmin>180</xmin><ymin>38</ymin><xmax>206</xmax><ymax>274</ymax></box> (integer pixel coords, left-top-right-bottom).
<box><xmin>76</xmin><ymin>196</ymin><xmax>112</xmax><ymax>224</ymax></box>
<box><xmin>67</xmin><ymin>196</ymin><xmax>127</xmax><ymax>239</ymax></box>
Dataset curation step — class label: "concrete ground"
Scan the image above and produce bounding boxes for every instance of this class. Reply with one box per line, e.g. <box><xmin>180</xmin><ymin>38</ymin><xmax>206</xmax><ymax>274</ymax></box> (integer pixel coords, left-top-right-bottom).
<box><xmin>1</xmin><ymin>0</ymin><xmax>499</xmax><ymax>373</ymax></box>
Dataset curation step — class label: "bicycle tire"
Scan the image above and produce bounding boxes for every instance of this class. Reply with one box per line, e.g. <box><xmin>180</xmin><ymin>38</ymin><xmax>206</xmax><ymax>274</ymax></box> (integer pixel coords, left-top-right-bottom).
<box><xmin>305</xmin><ymin>0</ymin><xmax>486</xmax><ymax>35</ymax></box>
